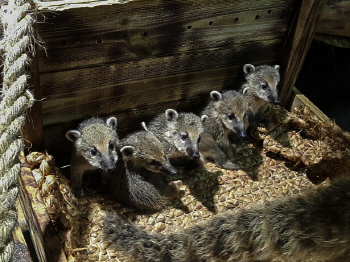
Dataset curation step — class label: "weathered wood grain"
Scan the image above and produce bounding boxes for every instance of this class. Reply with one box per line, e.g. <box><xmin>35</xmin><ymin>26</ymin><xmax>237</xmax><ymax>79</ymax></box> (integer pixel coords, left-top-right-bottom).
<box><xmin>316</xmin><ymin>0</ymin><xmax>350</xmax><ymax>37</ymax></box>
<box><xmin>29</xmin><ymin>0</ymin><xmax>299</xmax><ymax>165</ymax></box>
<box><xmin>34</xmin><ymin>0</ymin><xmax>135</xmax><ymax>11</ymax></box>
<box><xmin>39</xmin><ymin>39</ymin><xmax>283</xmax><ymax>125</ymax></box>
<box><xmin>37</xmin><ymin>0</ymin><xmax>296</xmax><ymax>40</ymax></box>
<box><xmin>40</xmin><ymin>38</ymin><xmax>284</xmax><ymax>97</ymax></box>
<box><xmin>40</xmin><ymin>46</ymin><xmax>283</xmax><ymax>126</ymax></box>
<box><xmin>278</xmin><ymin>0</ymin><xmax>327</xmax><ymax>108</ymax></box>
<box><xmin>43</xmin><ymin>58</ymin><xmax>279</xmax><ymax>165</ymax></box>
<box><xmin>23</xmin><ymin>43</ymin><xmax>45</xmax><ymax>154</ymax></box>
<box><xmin>19</xmin><ymin>157</ymin><xmax>67</xmax><ymax>262</ymax></box>
<box><xmin>291</xmin><ymin>87</ymin><xmax>330</xmax><ymax>122</ymax></box>
<box><xmin>37</xmin><ymin>5</ymin><xmax>294</xmax><ymax>72</ymax></box>
<box><xmin>12</xmin><ymin>225</ymin><xmax>33</xmax><ymax>262</ymax></box>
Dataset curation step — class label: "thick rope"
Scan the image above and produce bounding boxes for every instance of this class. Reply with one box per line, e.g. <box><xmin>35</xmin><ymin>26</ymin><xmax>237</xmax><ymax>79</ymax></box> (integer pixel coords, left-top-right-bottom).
<box><xmin>0</xmin><ymin>0</ymin><xmax>35</xmax><ymax>261</ymax></box>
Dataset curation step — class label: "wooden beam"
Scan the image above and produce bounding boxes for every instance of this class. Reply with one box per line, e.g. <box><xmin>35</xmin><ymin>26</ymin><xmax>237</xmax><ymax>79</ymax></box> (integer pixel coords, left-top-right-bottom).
<box><xmin>19</xmin><ymin>156</ymin><xmax>67</xmax><ymax>262</ymax></box>
<box><xmin>316</xmin><ymin>0</ymin><xmax>350</xmax><ymax>37</ymax></box>
<box><xmin>12</xmin><ymin>225</ymin><xmax>33</xmax><ymax>262</ymax></box>
<box><xmin>23</xmin><ymin>42</ymin><xmax>45</xmax><ymax>153</ymax></box>
<box><xmin>279</xmin><ymin>0</ymin><xmax>328</xmax><ymax>108</ymax></box>
<box><xmin>34</xmin><ymin>0</ymin><xmax>136</xmax><ymax>11</ymax></box>
<box><xmin>291</xmin><ymin>87</ymin><xmax>330</xmax><ymax>122</ymax></box>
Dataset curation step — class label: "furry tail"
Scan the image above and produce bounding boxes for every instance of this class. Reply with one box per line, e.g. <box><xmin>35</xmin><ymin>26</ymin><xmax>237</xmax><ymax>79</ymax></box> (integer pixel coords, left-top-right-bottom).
<box><xmin>103</xmin><ymin>176</ymin><xmax>350</xmax><ymax>262</ymax></box>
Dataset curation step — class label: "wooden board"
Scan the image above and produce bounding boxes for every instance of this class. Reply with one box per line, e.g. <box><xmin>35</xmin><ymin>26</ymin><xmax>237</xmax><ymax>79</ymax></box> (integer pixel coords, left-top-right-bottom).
<box><xmin>316</xmin><ymin>0</ymin><xmax>350</xmax><ymax>37</ymax></box>
<box><xmin>291</xmin><ymin>87</ymin><xmax>330</xmax><ymax>122</ymax></box>
<box><xmin>19</xmin><ymin>156</ymin><xmax>67</xmax><ymax>262</ymax></box>
<box><xmin>12</xmin><ymin>225</ymin><xmax>33</xmax><ymax>262</ymax></box>
<box><xmin>278</xmin><ymin>0</ymin><xmax>328</xmax><ymax>108</ymax></box>
<box><xmin>29</xmin><ymin>0</ymin><xmax>300</xmax><ymax>165</ymax></box>
<box><xmin>37</xmin><ymin>3</ymin><xmax>295</xmax><ymax>73</ymax></box>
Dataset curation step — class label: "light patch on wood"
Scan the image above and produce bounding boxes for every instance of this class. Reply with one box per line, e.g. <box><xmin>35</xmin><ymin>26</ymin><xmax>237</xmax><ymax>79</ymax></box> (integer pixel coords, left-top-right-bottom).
<box><xmin>34</xmin><ymin>0</ymin><xmax>137</xmax><ymax>11</ymax></box>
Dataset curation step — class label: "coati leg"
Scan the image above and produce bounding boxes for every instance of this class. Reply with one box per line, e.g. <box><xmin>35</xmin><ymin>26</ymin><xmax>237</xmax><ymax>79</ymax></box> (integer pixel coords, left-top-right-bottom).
<box><xmin>199</xmin><ymin>133</ymin><xmax>240</xmax><ymax>170</ymax></box>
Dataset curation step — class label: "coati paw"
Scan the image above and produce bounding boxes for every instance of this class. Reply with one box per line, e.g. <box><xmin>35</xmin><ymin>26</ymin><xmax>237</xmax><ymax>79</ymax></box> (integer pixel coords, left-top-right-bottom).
<box><xmin>167</xmin><ymin>180</ymin><xmax>183</xmax><ymax>199</ymax></box>
<box><xmin>222</xmin><ymin>161</ymin><xmax>240</xmax><ymax>170</ymax></box>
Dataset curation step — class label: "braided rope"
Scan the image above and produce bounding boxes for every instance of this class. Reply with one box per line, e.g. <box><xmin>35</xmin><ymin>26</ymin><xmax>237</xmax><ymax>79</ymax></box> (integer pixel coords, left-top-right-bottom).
<box><xmin>0</xmin><ymin>0</ymin><xmax>35</xmax><ymax>261</ymax></box>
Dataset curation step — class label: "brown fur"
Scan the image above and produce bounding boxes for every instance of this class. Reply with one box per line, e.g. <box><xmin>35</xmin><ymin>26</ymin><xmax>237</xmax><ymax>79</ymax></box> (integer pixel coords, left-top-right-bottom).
<box><xmin>148</xmin><ymin>109</ymin><xmax>206</xmax><ymax>168</ymax></box>
<box><xmin>104</xmin><ymin>130</ymin><xmax>179</xmax><ymax>212</ymax></box>
<box><xmin>103</xmin><ymin>175</ymin><xmax>350</xmax><ymax>261</ymax></box>
<box><xmin>241</xmin><ymin>64</ymin><xmax>281</xmax><ymax>115</ymax></box>
<box><xmin>66</xmin><ymin>117</ymin><xmax>119</xmax><ymax>197</ymax></box>
<box><xmin>199</xmin><ymin>90</ymin><xmax>250</xmax><ymax>170</ymax></box>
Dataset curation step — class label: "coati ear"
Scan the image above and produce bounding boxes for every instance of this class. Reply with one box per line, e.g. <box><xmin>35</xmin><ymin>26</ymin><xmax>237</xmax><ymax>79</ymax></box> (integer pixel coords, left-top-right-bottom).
<box><xmin>242</xmin><ymin>87</ymin><xmax>248</xmax><ymax>95</ymax></box>
<box><xmin>120</xmin><ymin>146</ymin><xmax>135</xmax><ymax>156</ymax></box>
<box><xmin>274</xmin><ymin>65</ymin><xmax>280</xmax><ymax>71</ymax></box>
<box><xmin>243</xmin><ymin>64</ymin><xmax>255</xmax><ymax>74</ymax></box>
<box><xmin>201</xmin><ymin>115</ymin><xmax>208</xmax><ymax>123</ymax></box>
<box><xmin>210</xmin><ymin>91</ymin><xmax>222</xmax><ymax>101</ymax></box>
<box><xmin>106</xmin><ymin>117</ymin><xmax>117</xmax><ymax>129</ymax></box>
<box><xmin>66</xmin><ymin>130</ymin><xmax>81</xmax><ymax>142</ymax></box>
<box><xmin>141</xmin><ymin>122</ymin><xmax>148</xmax><ymax>131</ymax></box>
<box><xmin>165</xmin><ymin>109</ymin><xmax>178</xmax><ymax>121</ymax></box>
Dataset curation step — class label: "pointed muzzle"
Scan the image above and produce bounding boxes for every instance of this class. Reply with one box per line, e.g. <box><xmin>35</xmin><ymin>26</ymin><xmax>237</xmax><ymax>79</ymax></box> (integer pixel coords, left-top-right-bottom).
<box><xmin>160</xmin><ymin>161</ymin><xmax>177</xmax><ymax>176</ymax></box>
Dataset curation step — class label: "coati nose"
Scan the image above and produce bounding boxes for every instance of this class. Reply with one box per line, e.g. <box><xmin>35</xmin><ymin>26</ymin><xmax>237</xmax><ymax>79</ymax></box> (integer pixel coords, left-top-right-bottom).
<box><xmin>160</xmin><ymin>161</ymin><xmax>177</xmax><ymax>176</ymax></box>
<box><xmin>106</xmin><ymin>161</ymin><xmax>116</xmax><ymax>170</ymax></box>
<box><xmin>268</xmin><ymin>95</ymin><xmax>275</xmax><ymax>103</ymax></box>
<box><xmin>186</xmin><ymin>147</ymin><xmax>194</xmax><ymax>157</ymax></box>
<box><xmin>274</xmin><ymin>98</ymin><xmax>281</xmax><ymax>105</ymax></box>
<box><xmin>240</xmin><ymin>131</ymin><xmax>247</xmax><ymax>139</ymax></box>
<box><xmin>192</xmin><ymin>151</ymin><xmax>200</xmax><ymax>159</ymax></box>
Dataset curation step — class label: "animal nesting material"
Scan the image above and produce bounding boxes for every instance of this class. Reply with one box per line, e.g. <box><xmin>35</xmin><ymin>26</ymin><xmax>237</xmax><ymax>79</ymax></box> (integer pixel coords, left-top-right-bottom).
<box><xmin>25</xmin><ymin>104</ymin><xmax>350</xmax><ymax>262</ymax></box>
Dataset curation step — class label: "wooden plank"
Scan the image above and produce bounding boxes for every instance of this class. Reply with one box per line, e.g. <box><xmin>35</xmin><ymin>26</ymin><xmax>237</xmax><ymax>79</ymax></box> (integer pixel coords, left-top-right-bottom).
<box><xmin>23</xmin><ymin>42</ymin><xmax>45</xmax><ymax>153</ymax></box>
<box><xmin>12</xmin><ymin>225</ymin><xmax>33</xmax><ymax>262</ymax></box>
<box><xmin>291</xmin><ymin>87</ymin><xmax>330</xmax><ymax>122</ymax></box>
<box><xmin>41</xmin><ymin>59</ymin><xmax>280</xmax><ymax>165</ymax></box>
<box><xmin>34</xmin><ymin>0</ymin><xmax>136</xmax><ymax>11</ymax></box>
<box><xmin>316</xmin><ymin>0</ymin><xmax>350</xmax><ymax>37</ymax></box>
<box><xmin>37</xmin><ymin>0</ymin><xmax>296</xmax><ymax>40</ymax></box>
<box><xmin>37</xmin><ymin>5</ymin><xmax>295</xmax><ymax>72</ymax></box>
<box><xmin>19</xmin><ymin>156</ymin><xmax>67</xmax><ymax>262</ymax></box>
<box><xmin>278</xmin><ymin>0</ymin><xmax>328</xmax><ymax>108</ymax></box>
<box><xmin>40</xmin><ymin>38</ymin><xmax>284</xmax><ymax>98</ymax></box>
<box><xmin>40</xmin><ymin>42</ymin><xmax>283</xmax><ymax>124</ymax></box>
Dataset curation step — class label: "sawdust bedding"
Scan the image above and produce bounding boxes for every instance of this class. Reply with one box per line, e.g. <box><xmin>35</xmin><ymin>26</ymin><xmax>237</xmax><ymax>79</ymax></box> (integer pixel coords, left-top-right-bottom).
<box><xmin>26</xmin><ymin>104</ymin><xmax>350</xmax><ymax>262</ymax></box>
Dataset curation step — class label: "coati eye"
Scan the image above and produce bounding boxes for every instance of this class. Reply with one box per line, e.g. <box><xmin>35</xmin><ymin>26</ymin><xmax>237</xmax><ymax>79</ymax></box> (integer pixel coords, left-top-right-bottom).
<box><xmin>109</xmin><ymin>143</ymin><xmax>114</xmax><ymax>151</ymax></box>
<box><xmin>197</xmin><ymin>136</ymin><xmax>201</xmax><ymax>143</ymax></box>
<box><xmin>180</xmin><ymin>133</ymin><xmax>188</xmax><ymax>141</ymax></box>
<box><xmin>91</xmin><ymin>148</ymin><xmax>97</xmax><ymax>156</ymax></box>
<box><xmin>260</xmin><ymin>82</ymin><xmax>268</xmax><ymax>90</ymax></box>
<box><xmin>228</xmin><ymin>114</ymin><xmax>235</xmax><ymax>121</ymax></box>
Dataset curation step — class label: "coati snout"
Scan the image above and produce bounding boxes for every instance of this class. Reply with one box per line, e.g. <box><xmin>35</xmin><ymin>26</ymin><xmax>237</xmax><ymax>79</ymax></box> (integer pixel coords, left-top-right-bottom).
<box><xmin>120</xmin><ymin>130</ymin><xmax>178</xmax><ymax>176</ymax></box>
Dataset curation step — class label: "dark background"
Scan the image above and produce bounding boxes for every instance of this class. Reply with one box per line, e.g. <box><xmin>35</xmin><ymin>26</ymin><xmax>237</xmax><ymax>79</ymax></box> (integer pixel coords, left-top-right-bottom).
<box><xmin>295</xmin><ymin>40</ymin><xmax>350</xmax><ymax>131</ymax></box>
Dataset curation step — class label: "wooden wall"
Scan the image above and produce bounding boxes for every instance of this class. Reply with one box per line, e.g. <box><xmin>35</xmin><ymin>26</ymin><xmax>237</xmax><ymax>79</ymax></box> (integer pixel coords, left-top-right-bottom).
<box><xmin>32</xmin><ymin>0</ymin><xmax>299</xmax><ymax>165</ymax></box>
<box><xmin>316</xmin><ymin>0</ymin><xmax>350</xmax><ymax>37</ymax></box>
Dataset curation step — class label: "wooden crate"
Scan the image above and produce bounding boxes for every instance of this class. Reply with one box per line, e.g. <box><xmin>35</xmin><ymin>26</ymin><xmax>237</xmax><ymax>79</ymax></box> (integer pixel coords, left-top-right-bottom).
<box><xmin>18</xmin><ymin>86</ymin><xmax>335</xmax><ymax>262</ymax></box>
<box><xmin>8</xmin><ymin>0</ymin><xmax>329</xmax><ymax>261</ymax></box>
<box><xmin>21</xmin><ymin>0</ymin><xmax>326</xmax><ymax>166</ymax></box>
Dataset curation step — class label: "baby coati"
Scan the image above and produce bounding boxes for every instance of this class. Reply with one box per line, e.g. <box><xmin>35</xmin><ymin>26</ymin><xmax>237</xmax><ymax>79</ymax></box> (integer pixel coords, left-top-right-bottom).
<box><xmin>104</xmin><ymin>126</ymin><xmax>180</xmax><ymax>212</ymax></box>
<box><xmin>66</xmin><ymin>117</ymin><xmax>119</xmax><ymax>197</ymax></box>
<box><xmin>103</xmin><ymin>175</ymin><xmax>350</xmax><ymax>262</ymax></box>
<box><xmin>147</xmin><ymin>109</ymin><xmax>207</xmax><ymax>167</ymax></box>
<box><xmin>199</xmin><ymin>90</ymin><xmax>251</xmax><ymax>170</ymax></box>
<box><xmin>241</xmin><ymin>63</ymin><xmax>281</xmax><ymax>115</ymax></box>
